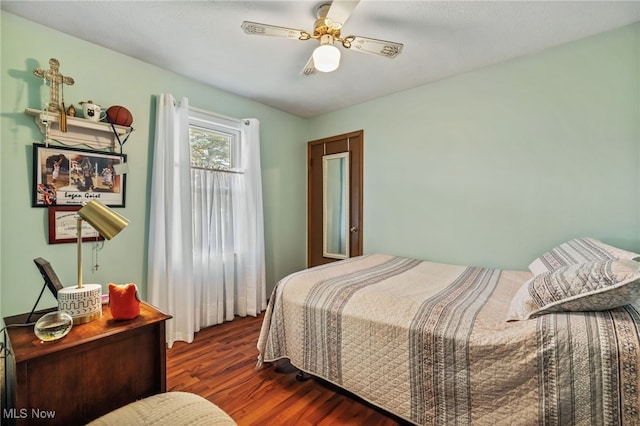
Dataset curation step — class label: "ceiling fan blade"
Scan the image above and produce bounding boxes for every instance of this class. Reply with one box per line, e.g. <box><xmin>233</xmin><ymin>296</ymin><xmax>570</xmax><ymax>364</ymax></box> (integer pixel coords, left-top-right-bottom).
<box><xmin>241</xmin><ymin>21</ymin><xmax>309</xmax><ymax>40</ymax></box>
<box><xmin>325</xmin><ymin>0</ymin><xmax>360</xmax><ymax>30</ymax></box>
<box><xmin>301</xmin><ymin>56</ymin><xmax>316</xmax><ymax>76</ymax></box>
<box><xmin>344</xmin><ymin>35</ymin><xmax>403</xmax><ymax>58</ymax></box>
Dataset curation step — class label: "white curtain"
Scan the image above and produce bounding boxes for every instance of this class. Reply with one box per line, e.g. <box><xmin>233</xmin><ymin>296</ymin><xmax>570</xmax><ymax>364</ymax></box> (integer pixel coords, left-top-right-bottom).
<box><xmin>148</xmin><ymin>93</ymin><xmax>194</xmax><ymax>347</ymax></box>
<box><xmin>148</xmin><ymin>94</ymin><xmax>266</xmax><ymax>347</ymax></box>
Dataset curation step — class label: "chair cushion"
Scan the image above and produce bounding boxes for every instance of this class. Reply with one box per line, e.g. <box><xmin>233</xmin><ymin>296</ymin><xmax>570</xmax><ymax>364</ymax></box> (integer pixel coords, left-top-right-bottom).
<box><xmin>87</xmin><ymin>392</ymin><xmax>236</xmax><ymax>425</ymax></box>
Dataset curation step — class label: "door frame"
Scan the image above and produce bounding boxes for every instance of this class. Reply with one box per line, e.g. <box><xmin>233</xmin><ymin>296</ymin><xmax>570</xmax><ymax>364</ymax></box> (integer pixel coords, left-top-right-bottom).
<box><xmin>307</xmin><ymin>130</ymin><xmax>363</xmax><ymax>267</ymax></box>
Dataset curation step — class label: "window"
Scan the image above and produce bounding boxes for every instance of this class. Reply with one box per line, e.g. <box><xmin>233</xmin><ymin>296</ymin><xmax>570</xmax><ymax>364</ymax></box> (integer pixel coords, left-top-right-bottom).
<box><xmin>189</xmin><ymin>109</ymin><xmax>242</xmax><ymax>172</ymax></box>
<box><xmin>189</xmin><ymin>127</ymin><xmax>232</xmax><ymax>170</ymax></box>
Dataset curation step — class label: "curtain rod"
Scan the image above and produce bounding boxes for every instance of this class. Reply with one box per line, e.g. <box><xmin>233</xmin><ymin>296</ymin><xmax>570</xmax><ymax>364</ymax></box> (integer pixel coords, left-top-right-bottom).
<box><xmin>189</xmin><ymin>106</ymin><xmax>249</xmax><ymax>126</ymax></box>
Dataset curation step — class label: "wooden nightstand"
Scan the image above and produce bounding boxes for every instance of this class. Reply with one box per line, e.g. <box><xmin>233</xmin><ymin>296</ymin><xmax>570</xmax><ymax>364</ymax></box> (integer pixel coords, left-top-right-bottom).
<box><xmin>2</xmin><ymin>302</ymin><xmax>171</xmax><ymax>426</ymax></box>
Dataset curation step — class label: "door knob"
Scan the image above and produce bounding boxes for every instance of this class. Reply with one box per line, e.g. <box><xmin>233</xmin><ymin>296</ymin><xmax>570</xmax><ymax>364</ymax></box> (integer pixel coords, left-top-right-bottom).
<box><xmin>350</xmin><ymin>226</ymin><xmax>357</xmax><ymax>233</ymax></box>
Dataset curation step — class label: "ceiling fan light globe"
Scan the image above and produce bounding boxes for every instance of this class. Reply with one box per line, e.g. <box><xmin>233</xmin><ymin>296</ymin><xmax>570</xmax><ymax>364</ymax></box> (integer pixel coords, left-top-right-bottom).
<box><xmin>313</xmin><ymin>45</ymin><xmax>341</xmax><ymax>72</ymax></box>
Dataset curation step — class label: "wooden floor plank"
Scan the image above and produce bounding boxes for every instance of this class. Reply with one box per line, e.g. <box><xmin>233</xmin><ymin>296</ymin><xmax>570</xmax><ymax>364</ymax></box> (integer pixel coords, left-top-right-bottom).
<box><xmin>166</xmin><ymin>313</ymin><xmax>408</xmax><ymax>425</ymax></box>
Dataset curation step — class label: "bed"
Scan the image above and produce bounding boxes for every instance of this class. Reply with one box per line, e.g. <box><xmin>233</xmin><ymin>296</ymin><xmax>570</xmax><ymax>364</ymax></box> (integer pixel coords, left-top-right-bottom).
<box><xmin>257</xmin><ymin>238</ymin><xmax>640</xmax><ymax>425</ymax></box>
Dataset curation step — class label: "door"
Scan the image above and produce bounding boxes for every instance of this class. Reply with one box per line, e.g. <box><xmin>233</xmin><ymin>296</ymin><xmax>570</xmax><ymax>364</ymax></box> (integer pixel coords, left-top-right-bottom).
<box><xmin>307</xmin><ymin>130</ymin><xmax>363</xmax><ymax>267</ymax></box>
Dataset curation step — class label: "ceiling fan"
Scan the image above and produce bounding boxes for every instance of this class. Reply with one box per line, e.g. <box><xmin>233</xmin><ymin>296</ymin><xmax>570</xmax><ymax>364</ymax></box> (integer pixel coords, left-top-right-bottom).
<box><xmin>241</xmin><ymin>0</ymin><xmax>404</xmax><ymax>75</ymax></box>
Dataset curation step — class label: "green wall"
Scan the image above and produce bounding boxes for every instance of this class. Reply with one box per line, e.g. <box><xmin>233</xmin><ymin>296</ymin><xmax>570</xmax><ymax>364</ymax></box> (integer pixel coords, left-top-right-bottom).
<box><xmin>0</xmin><ymin>12</ymin><xmax>308</xmax><ymax>318</ymax></box>
<box><xmin>2</xmin><ymin>12</ymin><xmax>639</xmax><ymax>321</ymax></box>
<box><xmin>308</xmin><ymin>23</ymin><xmax>640</xmax><ymax>270</ymax></box>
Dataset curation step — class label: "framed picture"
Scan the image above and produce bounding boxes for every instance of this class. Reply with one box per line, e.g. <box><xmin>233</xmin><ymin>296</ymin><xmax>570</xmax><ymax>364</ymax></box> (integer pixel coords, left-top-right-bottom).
<box><xmin>33</xmin><ymin>143</ymin><xmax>126</xmax><ymax>207</ymax></box>
<box><xmin>33</xmin><ymin>257</ymin><xmax>64</xmax><ymax>296</ymax></box>
<box><xmin>48</xmin><ymin>205</ymin><xmax>105</xmax><ymax>244</ymax></box>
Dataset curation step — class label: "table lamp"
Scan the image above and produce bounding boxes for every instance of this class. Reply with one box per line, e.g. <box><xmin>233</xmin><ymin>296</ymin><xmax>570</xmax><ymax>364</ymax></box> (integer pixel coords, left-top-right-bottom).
<box><xmin>57</xmin><ymin>200</ymin><xmax>129</xmax><ymax>324</ymax></box>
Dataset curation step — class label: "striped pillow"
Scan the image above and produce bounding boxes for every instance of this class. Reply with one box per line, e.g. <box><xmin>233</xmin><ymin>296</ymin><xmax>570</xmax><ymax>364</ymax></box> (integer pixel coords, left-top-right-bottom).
<box><xmin>528</xmin><ymin>237</ymin><xmax>640</xmax><ymax>276</ymax></box>
<box><xmin>508</xmin><ymin>259</ymin><xmax>640</xmax><ymax>321</ymax></box>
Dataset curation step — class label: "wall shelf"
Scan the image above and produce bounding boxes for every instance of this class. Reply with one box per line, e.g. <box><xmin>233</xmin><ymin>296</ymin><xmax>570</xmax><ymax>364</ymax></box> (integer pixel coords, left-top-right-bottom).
<box><xmin>25</xmin><ymin>107</ymin><xmax>131</xmax><ymax>151</ymax></box>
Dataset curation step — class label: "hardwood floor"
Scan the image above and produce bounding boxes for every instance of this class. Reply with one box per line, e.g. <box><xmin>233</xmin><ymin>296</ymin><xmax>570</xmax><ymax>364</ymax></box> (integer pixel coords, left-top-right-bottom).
<box><xmin>166</xmin><ymin>313</ymin><xmax>409</xmax><ymax>426</ymax></box>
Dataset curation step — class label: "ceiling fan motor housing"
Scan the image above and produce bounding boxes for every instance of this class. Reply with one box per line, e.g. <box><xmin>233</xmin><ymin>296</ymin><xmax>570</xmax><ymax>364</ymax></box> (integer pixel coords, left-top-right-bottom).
<box><xmin>314</xmin><ymin>2</ymin><xmax>341</xmax><ymax>38</ymax></box>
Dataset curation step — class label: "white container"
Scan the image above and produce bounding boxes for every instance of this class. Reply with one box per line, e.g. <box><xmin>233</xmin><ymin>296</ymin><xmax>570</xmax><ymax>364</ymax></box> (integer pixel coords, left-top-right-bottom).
<box><xmin>82</xmin><ymin>101</ymin><xmax>103</xmax><ymax>121</ymax></box>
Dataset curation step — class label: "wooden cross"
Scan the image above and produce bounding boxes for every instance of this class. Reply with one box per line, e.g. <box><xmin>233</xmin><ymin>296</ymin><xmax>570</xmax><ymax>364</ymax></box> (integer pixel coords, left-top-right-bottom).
<box><xmin>33</xmin><ymin>58</ymin><xmax>75</xmax><ymax>113</ymax></box>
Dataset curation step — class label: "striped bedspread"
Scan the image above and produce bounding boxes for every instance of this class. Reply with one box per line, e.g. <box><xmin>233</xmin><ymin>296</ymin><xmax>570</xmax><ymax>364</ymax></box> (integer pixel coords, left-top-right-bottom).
<box><xmin>257</xmin><ymin>254</ymin><xmax>640</xmax><ymax>425</ymax></box>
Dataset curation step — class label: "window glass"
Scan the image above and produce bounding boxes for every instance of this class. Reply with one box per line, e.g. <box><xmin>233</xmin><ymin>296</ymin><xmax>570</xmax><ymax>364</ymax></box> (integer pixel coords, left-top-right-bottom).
<box><xmin>189</xmin><ymin>126</ymin><xmax>234</xmax><ymax>171</ymax></box>
<box><xmin>188</xmin><ymin>106</ymin><xmax>242</xmax><ymax>172</ymax></box>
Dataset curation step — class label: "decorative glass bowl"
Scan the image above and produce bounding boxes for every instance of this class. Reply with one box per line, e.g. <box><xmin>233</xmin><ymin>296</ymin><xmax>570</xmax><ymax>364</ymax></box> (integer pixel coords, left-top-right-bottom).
<box><xmin>34</xmin><ymin>311</ymin><xmax>73</xmax><ymax>342</ymax></box>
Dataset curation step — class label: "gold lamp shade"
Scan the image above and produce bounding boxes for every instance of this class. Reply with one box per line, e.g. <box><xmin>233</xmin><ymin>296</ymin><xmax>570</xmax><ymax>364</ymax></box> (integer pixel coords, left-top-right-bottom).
<box><xmin>78</xmin><ymin>200</ymin><xmax>129</xmax><ymax>240</ymax></box>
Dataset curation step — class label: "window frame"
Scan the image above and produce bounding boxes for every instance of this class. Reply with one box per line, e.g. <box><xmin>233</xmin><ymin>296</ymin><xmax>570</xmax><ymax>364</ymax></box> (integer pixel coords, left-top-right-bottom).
<box><xmin>188</xmin><ymin>108</ymin><xmax>242</xmax><ymax>173</ymax></box>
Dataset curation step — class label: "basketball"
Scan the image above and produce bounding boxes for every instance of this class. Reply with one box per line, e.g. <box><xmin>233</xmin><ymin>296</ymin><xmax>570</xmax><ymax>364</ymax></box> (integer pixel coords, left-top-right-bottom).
<box><xmin>106</xmin><ymin>105</ymin><xmax>133</xmax><ymax>127</ymax></box>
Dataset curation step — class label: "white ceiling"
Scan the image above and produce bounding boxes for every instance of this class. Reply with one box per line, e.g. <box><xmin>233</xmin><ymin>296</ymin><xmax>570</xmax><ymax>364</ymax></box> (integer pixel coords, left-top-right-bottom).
<box><xmin>2</xmin><ymin>1</ymin><xmax>639</xmax><ymax>118</ymax></box>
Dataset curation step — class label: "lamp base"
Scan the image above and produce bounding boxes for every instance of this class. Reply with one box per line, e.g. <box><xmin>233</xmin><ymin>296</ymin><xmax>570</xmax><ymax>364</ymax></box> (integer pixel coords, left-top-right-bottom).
<box><xmin>58</xmin><ymin>284</ymin><xmax>102</xmax><ymax>325</ymax></box>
